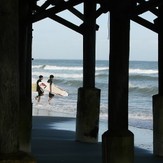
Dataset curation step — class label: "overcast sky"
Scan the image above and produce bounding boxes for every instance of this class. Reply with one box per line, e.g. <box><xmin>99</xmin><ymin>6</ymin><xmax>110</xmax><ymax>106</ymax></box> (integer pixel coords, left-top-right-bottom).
<box><xmin>32</xmin><ymin>4</ymin><xmax>158</xmax><ymax>61</ymax></box>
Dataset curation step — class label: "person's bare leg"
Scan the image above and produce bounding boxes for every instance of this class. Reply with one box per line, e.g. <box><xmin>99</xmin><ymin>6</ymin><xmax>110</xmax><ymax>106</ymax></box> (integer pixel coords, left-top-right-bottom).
<box><xmin>37</xmin><ymin>96</ymin><xmax>41</xmax><ymax>102</ymax></box>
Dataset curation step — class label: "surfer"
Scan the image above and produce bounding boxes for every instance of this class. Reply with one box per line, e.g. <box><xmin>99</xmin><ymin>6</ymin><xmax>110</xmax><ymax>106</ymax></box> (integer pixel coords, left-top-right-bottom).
<box><xmin>35</xmin><ymin>75</ymin><xmax>46</xmax><ymax>102</ymax></box>
<box><xmin>47</xmin><ymin>75</ymin><xmax>55</xmax><ymax>103</ymax></box>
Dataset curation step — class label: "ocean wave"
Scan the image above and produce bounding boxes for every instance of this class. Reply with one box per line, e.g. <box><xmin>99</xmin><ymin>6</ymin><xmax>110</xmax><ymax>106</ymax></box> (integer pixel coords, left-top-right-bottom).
<box><xmin>96</xmin><ymin>67</ymin><xmax>109</xmax><ymax>71</ymax></box>
<box><xmin>32</xmin><ymin>64</ymin><xmax>109</xmax><ymax>71</ymax></box>
<box><xmin>32</xmin><ymin>65</ymin><xmax>82</xmax><ymax>70</ymax></box>
<box><xmin>129</xmin><ymin>68</ymin><xmax>158</xmax><ymax>75</ymax></box>
<box><xmin>129</xmin><ymin>113</ymin><xmax>153</xmax><ymax>130</ymax></box>
<box><xmin>129</xmin><ymin>113</ymin><xmax>152</xmax><ymax>120</ymax></box>
<box><xmin>55</xmin><ymin>73</ymin><xmax>83</xmax><ymax>79</ymax></box>
<box><xmin>32</xmin><ymin>71</ymin><xmax>83</xmax><ymax>79</ymax></box>
<box><xmin>129</xmin><ymin>74</ymin><xmax>157</xmax><ymax>81</ymax></box>
<box><xmin>32</xmin><ymin>65</ymin><xmax>157</xmax><ymax>76</ymax></box>
<box><xmin>44</xmin><ymin>65</ymin><xmax>83</xmax><ymax>71</ymax></box>
<box><xmin>129</xmin><ymin>83</ymin><xmax>158</xmax><ymax>95</ymax></box>
<box><xmin>32</xmin><ymin>71</ymin><xmax>109</xmax><ymax>80</ymax></box>
<box><xmin>96</xmin><ymin>72</ymin><xmax>108</xmax><ymax>78</ymax></box>
<box><xmin>32</xmin><ymin>65</ymin><xmax>46</xmax><ymax>69</ymax></box>
<box><xmin>61</xmin><ymin>79</ymin><xmax>83</xmax><ymax>87</ymax></box>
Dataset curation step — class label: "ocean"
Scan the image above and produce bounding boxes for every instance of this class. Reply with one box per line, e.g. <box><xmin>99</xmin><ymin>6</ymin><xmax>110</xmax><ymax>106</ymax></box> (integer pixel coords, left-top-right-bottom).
<box><xmin>32</xmin><ymin>59</ymin><xmax>158</xmax><ymax>130</ymax></box>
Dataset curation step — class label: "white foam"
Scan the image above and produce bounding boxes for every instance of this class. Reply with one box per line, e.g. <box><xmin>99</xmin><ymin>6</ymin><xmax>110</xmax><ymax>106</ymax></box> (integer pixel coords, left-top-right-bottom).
<box><xmin>44</xmin><ymin>65</ymin><xmax>82</xmax><ymax>71</ymax></box>
<box><xmin>129</xmin><ymin>68</ymin><xmax>158</xmax><ymax>74</ymax></box>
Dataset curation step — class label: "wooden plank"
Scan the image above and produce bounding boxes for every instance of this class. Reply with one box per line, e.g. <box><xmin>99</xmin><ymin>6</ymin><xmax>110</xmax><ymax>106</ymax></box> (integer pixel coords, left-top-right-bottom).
<box><xmin>134</xmin><ymin>0</ymin><xmax>162</xmax><ymax>15</ymax></box>
<box><xmin>68</xmin><ymin>7</ymin><xmax>84</xmax><ymax>20</ymax></box>
<box><xmin>131</xmin><ymin>15</ymin><xmax>158</xmax><ymax>32</ymax></box>
<box><xmin>49</xmin><ymin>14</ymin><xmax>83</xmax><ymax>34</ymax></box>
<box><xmin>32</xmin><ymin>0</ymin><xmax>83</xmax><ymax>23</ymax></box>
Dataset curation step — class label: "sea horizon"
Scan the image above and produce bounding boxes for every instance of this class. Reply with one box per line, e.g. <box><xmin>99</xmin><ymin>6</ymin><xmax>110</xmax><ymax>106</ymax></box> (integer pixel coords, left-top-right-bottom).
<box><xmin>32</xmin><ymin>58</ymin><xmax>158</xmax><ymax>62</ymax></box>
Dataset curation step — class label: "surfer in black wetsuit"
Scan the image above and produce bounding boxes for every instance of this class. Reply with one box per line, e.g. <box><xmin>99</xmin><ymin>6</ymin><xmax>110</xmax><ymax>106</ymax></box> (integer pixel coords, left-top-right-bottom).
<box><xmin>35</xmin><ymin>75</ymin><xmax>46</xmax><ymax>102</ymax></box>
<box><xmin>47</xmin><ymin>75</ymin><xmax>55</xmax><ymax>103</ymax></box>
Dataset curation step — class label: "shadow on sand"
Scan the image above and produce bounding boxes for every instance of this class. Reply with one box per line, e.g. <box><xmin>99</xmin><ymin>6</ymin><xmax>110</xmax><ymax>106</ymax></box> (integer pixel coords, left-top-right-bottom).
<box><xmin>31</xmin><ymin>116</ymin><xmax>163</xmax><ymax>163</ymax></box>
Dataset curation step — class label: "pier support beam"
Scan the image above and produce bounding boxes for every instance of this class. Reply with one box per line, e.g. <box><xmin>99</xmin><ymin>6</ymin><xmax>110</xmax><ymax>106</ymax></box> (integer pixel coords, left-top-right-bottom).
<box><xmin>0</xmin><ymin>0</ymin><xmax>19</xmax><ymax>154</ymax></box>
<box><xmin>153</xmin><ymin>5</ymin><xmax>163</xmax><ymax>157</ymax></box>
<box><xmin>0</xmin><ymin>0</ymin><xmax>35</xmax><ymax>162</ymax></box>
<box><xmin>153</xmin><ymin>95</ymin><xmax>163</xmax><ymax>156</ymax></box>
<box><xmin>102</xmin><ymin>130</ymin><xmax>133</xmax><ymax>163</ymax></box>
<box><xmin>76</xmin><ymin>88</ymin><xmax>100</xmax><ymax>142</ymax></box>
<box><xmin>102</xmin><ymin>0</ymin><xmax>134</xmax><ymax>163</ymax></box>
<box><xmin>19</xmin><ymin>0</ymin><xmax>33</xmax><ymax>152</ymax></box>
<box><xmin>76</xmin><ymin>0</ymin><xmax>101</xmax><ymax>142</ymax></box>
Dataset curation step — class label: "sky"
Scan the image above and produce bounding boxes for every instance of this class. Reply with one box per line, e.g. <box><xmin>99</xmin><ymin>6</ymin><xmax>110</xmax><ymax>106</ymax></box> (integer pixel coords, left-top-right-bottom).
<box><xmin>32</xmin><ymin>3</ymin><xmax>158</xmax><ymax>61</ymax></box>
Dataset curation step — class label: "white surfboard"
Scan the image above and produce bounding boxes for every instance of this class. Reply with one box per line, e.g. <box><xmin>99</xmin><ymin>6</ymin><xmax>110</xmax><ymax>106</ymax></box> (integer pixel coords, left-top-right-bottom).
<box><xmin>39</xmin><ymin>82</ymin><xmax>68</xmax><ymax>96</ymax></box>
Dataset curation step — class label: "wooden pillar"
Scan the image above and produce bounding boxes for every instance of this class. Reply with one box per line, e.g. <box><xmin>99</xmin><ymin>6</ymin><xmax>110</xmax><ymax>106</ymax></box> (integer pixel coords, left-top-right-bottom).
<box><xmin>83</xmin><ymin>1</ymin><xmax>96</xmax><ymax>88</ymax></box>
<box><xmin>19</xmin><ymin>0</ymin><xmax>33</xmax><ymax>152</ymax></box>
<box><xmin>0</xmin><ymin>0</ymin><xmax>35</xmax><ymax>162</ymax></box>
<box><xmin>0</xmin><ymin>0</ymin><xmax>20</xmax><ymax>154</ymax></box>
<box><xmin>153</xmin><ymin>5</ymin><xmax>163</xmax><ymax>157</ymax></box>
<box><xmin>158</xmin><ymin>6</ymin><xmax>163</xmax><ymax>96</ymax></box>
<box><xmin>76</xmin><ymin>0</ymin><xmax>101</xmax><ymax>143</ymax></box>
<box><xmin>102</xmin><ymin>1</ymin><xmax>134</xmax><ymax>163</ymax></box>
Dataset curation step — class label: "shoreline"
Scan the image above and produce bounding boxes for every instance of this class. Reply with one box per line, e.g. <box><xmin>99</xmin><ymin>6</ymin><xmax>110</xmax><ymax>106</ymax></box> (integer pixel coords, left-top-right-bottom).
<box><xmin>32</xmin><ymin>113</ymin><xmax>153</xmax><ymax>152</ymax></box>
<box><xmin>31</xmin><ymin>116</ymin><xmax>163</xmax><ymax>163</ymax></box>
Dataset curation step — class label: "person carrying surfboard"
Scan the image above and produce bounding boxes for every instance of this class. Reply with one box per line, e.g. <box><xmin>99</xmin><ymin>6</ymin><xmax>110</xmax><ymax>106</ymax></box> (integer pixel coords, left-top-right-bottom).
<box><xmin>47</xmin><ymin>75</ymin><xmax>55</xmax><ymax>103</ymax></box>
<box><xmin>35</xmin><ymin>75</ymin><xmax>46</xmax><ymax>102</ymax></box>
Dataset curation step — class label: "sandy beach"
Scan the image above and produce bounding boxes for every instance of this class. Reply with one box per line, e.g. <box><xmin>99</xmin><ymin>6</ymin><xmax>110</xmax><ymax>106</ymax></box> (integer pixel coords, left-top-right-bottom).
<box><xmin>31</xmin><ymin>114</ymin><xmax>163</xmax><ymax>163</ymax></box>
